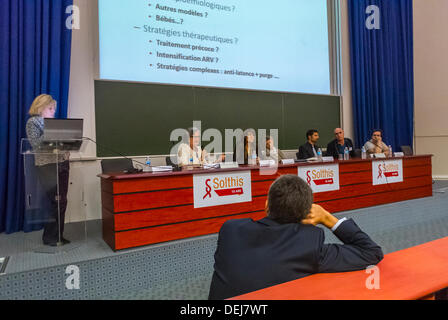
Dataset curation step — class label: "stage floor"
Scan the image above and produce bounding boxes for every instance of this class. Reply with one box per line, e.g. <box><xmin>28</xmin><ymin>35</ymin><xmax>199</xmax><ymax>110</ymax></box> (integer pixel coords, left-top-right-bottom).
<box><xmin>0</xmin><ymin>180</ymin><xmax>447</xmax><ymax>299</ymax></box>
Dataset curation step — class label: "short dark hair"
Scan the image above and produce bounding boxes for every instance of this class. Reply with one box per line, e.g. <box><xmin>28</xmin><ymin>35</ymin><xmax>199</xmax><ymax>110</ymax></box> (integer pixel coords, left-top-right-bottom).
<box><xmin>371</xmin><ymin>129</ymin><xmax>383</xmax><ymax>137</ymax></box>
<box><xmin>306</xmin><ymin>129</ymin><xmax>319</xmax><ymax>139</ymax></box>
<box><xmin>267</xmin><ymin>175</ymin><xmax>313</xmax><ymax>224</ymax></box>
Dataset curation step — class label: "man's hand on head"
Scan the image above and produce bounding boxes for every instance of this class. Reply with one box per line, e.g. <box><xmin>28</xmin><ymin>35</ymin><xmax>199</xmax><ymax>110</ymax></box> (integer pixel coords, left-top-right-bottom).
<box><xmin>301</xmin><ymin>204</ymin><xmax>339</xmax><ymax>229</ymax></box>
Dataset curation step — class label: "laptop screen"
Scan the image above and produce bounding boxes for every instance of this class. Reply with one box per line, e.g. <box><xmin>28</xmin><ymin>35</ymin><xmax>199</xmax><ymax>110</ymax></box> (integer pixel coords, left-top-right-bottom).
<box><xmin>43</xmin><ymin>118</ymin><xmax>83</xmax><ymax>141</ymax></box>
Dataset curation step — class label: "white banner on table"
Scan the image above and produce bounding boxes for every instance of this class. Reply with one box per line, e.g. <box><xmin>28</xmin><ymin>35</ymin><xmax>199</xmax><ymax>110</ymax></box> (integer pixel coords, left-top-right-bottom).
<box><xmin>298</xmin><ymin>164</ymin><xmax>340</xmax><ymax>193</ymax></box>
<box><xmin>193</xmin><ymin>171</ymin><xmax>252</xmax><ymax>208</ymax></box>
<box><xmin>372</xmin><ymin>159</ymin><xmax>403</xmax><ymax>185</ymax></box>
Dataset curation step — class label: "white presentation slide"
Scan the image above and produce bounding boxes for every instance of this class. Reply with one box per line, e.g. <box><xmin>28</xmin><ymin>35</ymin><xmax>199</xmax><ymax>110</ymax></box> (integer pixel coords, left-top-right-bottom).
<box><xmin>98</xmin><ymin>0</ymin><xmax>330</xmax><ymax>94</ymax></box>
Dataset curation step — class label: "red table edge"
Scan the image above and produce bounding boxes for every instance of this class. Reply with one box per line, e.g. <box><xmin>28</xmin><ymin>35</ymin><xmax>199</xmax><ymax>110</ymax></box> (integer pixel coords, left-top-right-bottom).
<box><xmin>229</xmin><ymin>236</ymin><xmax>448</xmax><ymax>300</ymax></box>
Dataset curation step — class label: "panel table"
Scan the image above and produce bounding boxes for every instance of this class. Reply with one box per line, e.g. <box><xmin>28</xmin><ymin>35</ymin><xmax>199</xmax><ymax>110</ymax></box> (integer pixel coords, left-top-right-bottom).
<box><xmin>98</xmin><ymin>155</ymin><xmax>432</xmax><ymax>251</ymax></box>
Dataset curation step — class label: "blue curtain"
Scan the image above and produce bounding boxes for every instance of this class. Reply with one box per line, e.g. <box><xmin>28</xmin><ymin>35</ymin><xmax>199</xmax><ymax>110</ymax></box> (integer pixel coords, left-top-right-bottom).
<box><xmin>0</xmin><ymin>0</ymin><xmax>73</xmax><ymax>234</ymax></box>
<box><xmin>348</xmin><ymin>0</ymin><xmax>414</xmax><ymax>150</ymax></box>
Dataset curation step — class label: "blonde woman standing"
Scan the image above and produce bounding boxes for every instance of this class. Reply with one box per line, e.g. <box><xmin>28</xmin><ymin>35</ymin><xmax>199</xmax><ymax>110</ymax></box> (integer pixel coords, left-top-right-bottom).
<box><xmin>26</xmin><ymin>94</ymin><xmax>70</xmax><ymax>246</ymax></box>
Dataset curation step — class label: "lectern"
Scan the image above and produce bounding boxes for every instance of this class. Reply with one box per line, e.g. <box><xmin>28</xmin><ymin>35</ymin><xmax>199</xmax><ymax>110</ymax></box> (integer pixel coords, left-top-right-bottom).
<box><xmin>20</xmin><ymin>137</ymin><xmax>89</xmax><ymax>254</ymax></box>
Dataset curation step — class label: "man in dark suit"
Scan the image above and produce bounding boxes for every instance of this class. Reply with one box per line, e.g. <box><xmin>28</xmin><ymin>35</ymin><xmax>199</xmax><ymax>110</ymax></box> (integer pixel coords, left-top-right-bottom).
<box><xmin>208</xmin><ymin>175</ymin><xmax>383</xmax><ymax>300</ymax></box>
<box><xmin>297</xmin><ymin>129</ymin><xmax>320</xmax><ymax>159</ymax></box>
<box><xmin>326</xmin><ymin>127</ymin><xmax>355</xmax><ymax>159</ymax></box>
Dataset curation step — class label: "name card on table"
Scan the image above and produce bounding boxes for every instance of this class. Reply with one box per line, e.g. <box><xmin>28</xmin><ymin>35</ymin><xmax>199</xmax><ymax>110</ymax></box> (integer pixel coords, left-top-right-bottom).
<box><xmin>281</xmin><ymin>159</ymin><xmax>295</xmax><ymax>165</ymax></box>
<box><xmin>298</xmin><ymin>164</ymin><xmax>340</xmax><ymax>193</ymax></box>
<box><xmin>220</xmin><ymin>162</ymin><xmax>239</xmax><ymax>169</ymax></box>
<box><xmin>259</xmin><ymin>160</ymin><xmax>276</xmax><ymax>167</ymax></box>
<box><xmin>372</xmin><ymin>159</ymin><xmax>403</xmax><ymax>185</ymax></box>
<box><xmin>193</xmin><ymin>171</ymin><xmax>252</xmax><ymax>208</ymax></box>
<box><xmin>372</xmin><ymin>153</ymin><xmax>386</xmax><ymax>158</ymax></box>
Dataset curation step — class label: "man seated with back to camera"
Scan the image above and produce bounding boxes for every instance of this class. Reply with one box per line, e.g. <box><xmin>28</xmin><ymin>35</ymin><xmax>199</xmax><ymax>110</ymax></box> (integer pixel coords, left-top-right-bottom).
<box><xmin>208</xmin><ymin>174</ymin><xmax>384</xmax><ymax>300</ymax></box>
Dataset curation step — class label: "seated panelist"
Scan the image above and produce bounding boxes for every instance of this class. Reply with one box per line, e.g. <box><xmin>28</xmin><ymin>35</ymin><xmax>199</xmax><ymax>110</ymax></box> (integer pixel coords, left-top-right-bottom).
<box><xmin>261</xmin><ymin>135</ymin><xmax>286</xmax><ymax>162</ymax></box>
<box><xmin>326</xmin><ymin>128</ymin><xmax>355</xmax><ymax>159</ymax></box>
<box><xmin>233</xmin><ymin>129</ymin><xmax>259</xmax><ymax>165</ymax></box>
<box><xmin>364</xmin><ymin>129</ymin><xmax>390</xmax><ymax>157</ymax></box>
<box><xmin>297</xmin><ymin>129</ymin><xmax>320</xmax><ymax>160</ymax></box>
<box><xmin>177</xmin><ymin>127</ymin><xmax>223</xmax><ymax>167</ymax></box>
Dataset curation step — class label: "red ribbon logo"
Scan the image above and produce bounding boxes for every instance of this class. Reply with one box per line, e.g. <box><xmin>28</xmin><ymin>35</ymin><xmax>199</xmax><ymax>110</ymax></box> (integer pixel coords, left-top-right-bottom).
<box><xmin>203</xmin><ymin>179</ymin><xmax>212</xmax><ymax>199</ymax></box>
<box><xmin>378</xmin><ymin>164</ymin><xmax>383</xmax><ymax>179</ymax></box>
<box><xmin>306</xmin><ymin>171</ymin><xmax>312</xmax><ymax>185</ymax></box>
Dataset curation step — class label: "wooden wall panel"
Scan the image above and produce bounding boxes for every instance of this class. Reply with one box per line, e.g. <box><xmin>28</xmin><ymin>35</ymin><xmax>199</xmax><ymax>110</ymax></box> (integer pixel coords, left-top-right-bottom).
<box><xmin>113</xmin><ymin>188</ymin><xmax>193</xmax><ymax>212</ymax></box>
<box><xmin>114</xmin><ymin>197</ymin><xmax>266</xmax><ymax>231</ymax></box>
<box><xmin>101</xmin><ymin>207</ymin><xmax>116</xmax><ymax>250</ymax></box>
<box><xmin>318</xmin><ymin>185</ymin><xmax>432</xmax><ymax>213</ymax></box>
<box><xmin>314</xmin><ymin>175</ymin><xmax>432</xmax><ymax>203</ymax></box>
<box><xmin>114</xmin><ymin>211</ymin><xmax>266</xmax><ymax>250</ymax></box>
<box><xmin>113</xmin><ymin>175</ymin><xmax>193</xmax><ymax>194</ymax></box>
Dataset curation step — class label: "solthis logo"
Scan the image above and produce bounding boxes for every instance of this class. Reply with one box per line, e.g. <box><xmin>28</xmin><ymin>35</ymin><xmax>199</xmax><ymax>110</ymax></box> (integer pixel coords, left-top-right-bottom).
<box><xmin>377</xmin><ymin>163</ymin><xmax>399</xmax><ymax>179</ymax></box>
<box><xmin>203</xmin><ymin>177</ymin><xmax>244</xmax><ymax>199</ymax></box>
<box><xmin>306</xmin><ymin>169</ymin><xmax>335</xmax><ymax>186</ymax></box>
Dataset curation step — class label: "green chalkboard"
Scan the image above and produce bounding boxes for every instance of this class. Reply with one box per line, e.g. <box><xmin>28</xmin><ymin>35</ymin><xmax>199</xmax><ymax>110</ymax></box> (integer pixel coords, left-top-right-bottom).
<box><xmin>95</xmin><ymin>81</ymin><xmax>340</xmax><ymax>157</ymax></box>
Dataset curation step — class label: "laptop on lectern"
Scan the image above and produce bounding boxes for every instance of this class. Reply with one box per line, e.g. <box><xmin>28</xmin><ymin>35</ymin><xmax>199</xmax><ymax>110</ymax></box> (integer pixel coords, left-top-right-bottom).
<box><xmin>42</xmin><ymin>118</ymin><xmax>84</xmax><ymax>151</ymax></box>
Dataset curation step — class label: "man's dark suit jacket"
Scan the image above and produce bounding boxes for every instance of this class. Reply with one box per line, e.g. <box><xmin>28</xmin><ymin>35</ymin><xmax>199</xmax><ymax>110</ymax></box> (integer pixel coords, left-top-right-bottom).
<box><xmin>326</xmin><ymin>138</ymin><xmax>355</xmax><ymax>159</ymax></box>
<box><xmin>208</xmin><ymin>217</ymin><xmax>383</xmax><ymax>300</ymax></box>
<box><xmin>297</xmin><ymin>142</ymin><xmax>319</xmax><ymax>160</ymax></box>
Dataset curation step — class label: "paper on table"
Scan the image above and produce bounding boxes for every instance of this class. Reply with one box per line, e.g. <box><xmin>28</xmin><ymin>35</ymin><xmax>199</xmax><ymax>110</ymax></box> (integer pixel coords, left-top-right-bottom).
<box><xmin>203</xmin><ymin>163</ymin><xmax>220</xmax><ymax>169</ymax></box>
<box><xmin>151</xmin><ymin>166</ymin><xmax>173</xmax><ymax>172</ymax></box>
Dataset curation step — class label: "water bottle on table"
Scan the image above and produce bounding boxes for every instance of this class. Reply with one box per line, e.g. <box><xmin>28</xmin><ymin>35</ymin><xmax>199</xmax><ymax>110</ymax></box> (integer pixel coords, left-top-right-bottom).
<box><xmin>249</xmin><ymin>151</ymin><xmax>257</xmax><ymax>165</ymax></box>
<box><xmin>361</xmin><ymin>146</ymin><xmax>367</xmax><ymax>159</ymax></box>
<box><xmin>143</xmin><ymin>156</ymin><xmax>151</xmax><ymax>172</ymax></box>
<box><xmin>317</xmin><ymin>148</ymin><xmax>323</xmax><ymax>161</ymax></box>
<box><xmin>344</xmin><ymin>147</ymin><xmax>350</xmax><ymax>160</ymax></box>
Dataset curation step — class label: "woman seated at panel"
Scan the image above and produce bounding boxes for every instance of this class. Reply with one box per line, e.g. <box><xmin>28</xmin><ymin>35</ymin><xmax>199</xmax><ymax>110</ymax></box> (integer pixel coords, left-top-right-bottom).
<box><xmin>177</xmin><ymin>127</ymin><xmax>223</xmax><ymax>167</ymax></box>
<box><xmin>233</xmin><ymin>129</ymin><xmax>259</xmax><ymax>165</ymax></box>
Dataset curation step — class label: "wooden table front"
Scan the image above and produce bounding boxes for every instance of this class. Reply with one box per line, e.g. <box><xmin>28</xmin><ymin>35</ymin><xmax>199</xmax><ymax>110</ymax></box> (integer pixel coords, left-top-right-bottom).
<box><xmin>98</xmin><ymin>155</ymin><xmax>432</xmax><ymax>251</ymax></box>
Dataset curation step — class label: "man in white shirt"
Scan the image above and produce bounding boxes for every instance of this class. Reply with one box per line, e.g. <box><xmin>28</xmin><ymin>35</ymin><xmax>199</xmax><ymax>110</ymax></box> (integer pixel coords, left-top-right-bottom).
<box><xmin>364</xmin><ymin>129</ymin><xmax>390</xmax><ymax>156</ymax></box>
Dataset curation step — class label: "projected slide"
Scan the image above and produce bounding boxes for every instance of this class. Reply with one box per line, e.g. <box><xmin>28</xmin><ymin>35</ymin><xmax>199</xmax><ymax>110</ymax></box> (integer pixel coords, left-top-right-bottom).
<box><xmin>99</xmin><ymin>0</ymin><xmax>330</xmax><ymax>94</ymax></box>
